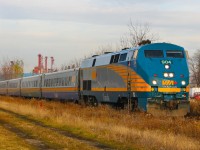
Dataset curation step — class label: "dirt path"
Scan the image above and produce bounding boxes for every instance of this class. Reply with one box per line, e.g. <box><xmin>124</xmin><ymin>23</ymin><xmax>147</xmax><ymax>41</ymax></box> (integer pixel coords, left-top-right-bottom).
<box><xmin>0</xmin><ymin>119</ymin><xmax>54</xmax><ymax>150</ymax></box>
<box><xmin>0</xmin><ymin>107</ymin><xmax>113</xmax><ymax>150</ymax></box>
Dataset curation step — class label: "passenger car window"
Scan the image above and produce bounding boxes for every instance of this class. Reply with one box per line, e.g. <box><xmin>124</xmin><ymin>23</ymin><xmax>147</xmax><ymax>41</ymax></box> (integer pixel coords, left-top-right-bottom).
<box><xmin>144</xmin><ymin>50</ymin><xmax>163</xmax><ymax>58</ymax></box>
<box><xmin>92</xmin><ymin>59</ymin><xmax>96</xmax><ymax>67</ymax></box>
<box><xmin>166</xmin><ymin>50</ymin><xmax>184</xmax><ymax>58</ymax></box>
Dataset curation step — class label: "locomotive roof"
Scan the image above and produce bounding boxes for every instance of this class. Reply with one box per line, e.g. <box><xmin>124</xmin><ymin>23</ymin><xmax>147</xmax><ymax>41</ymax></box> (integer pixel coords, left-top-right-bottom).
<box><xmin>88</xmin><ymin>42</ymin><xmax>183</xmax><ymax>58</ymax></box>
<box><xmin>138</xmin><ymin>42</ymin><xmax>184</xmax><ymax>50</ymax></box>
<box><xmin>80</xmin><ymin>47</ymin><xmax>136</xmax><ymax>68</ymax></box>
<box><xmin>80</xmin><ymin>42</ymin><xmax>184</xmax><ymax>68</ymax></box>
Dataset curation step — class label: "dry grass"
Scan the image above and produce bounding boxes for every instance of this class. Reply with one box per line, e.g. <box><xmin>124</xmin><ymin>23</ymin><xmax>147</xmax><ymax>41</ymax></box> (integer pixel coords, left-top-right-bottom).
<box><xmin>190</xmin><ymin>99</ymin><xmax>200</xmax><ymax>116</ymax></box>
<box><xmin>0</xmin><ymin>110</ymin><xmax>97</xmax><ymax>150</ymax></box>
<box><xmin>0</xmin><ymin>125</ymin><xmax>34</xmax><ymax>150</ymax></box>
<box><xmin>0</xmin><ymin>96</ymin><xmax>200</xmax><ymax>150</ymax></box>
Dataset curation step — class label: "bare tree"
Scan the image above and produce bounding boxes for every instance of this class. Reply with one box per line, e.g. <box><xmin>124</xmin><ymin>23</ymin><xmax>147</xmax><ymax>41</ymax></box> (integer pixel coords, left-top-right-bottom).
<box><xmin>120</xmin><ymin>20</ymin><xmax>159</xmax><ymax>48</ymax></box>
<box><xmin>189</xmin><ymin>50</ymin><xmax>200</xmax><ymax>87</ymax></box>
<box><xmin>120</xmin><ymin>35</ymin><xmax>130</xmax><ymax>49</ymax></box>
<box><xmin>60</xmin><ymin>20</ymin><xmax>159</xmax><ymax>70</ymax></box>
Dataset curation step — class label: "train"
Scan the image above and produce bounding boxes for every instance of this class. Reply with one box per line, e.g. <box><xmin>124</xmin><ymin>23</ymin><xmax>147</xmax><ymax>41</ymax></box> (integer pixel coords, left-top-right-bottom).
<box><xmin>0</xmin><ymin>42</ymin><xmax>190</xmax><ymax>116</ymax></box>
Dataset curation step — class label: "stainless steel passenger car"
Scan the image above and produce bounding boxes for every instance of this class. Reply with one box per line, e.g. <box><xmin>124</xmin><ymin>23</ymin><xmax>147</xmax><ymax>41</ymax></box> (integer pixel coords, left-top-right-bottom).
<box><xmin>41</xmin><ymin>69</ymin><xmax>79</xmax><ymax>101</ymax></box>
<box><xmin>21</xmin><ymin>75</ymin><xmax>42</xmax><ymax>98</ymax></box>
<box><xmin>7</xmin><ymin>78</ymin><xmax>21</xmax><ymax>96</ymax></box>
<box><xmin>0</xmin><ymin>80</ymin><xmax>8</xmax><ymax>95</ymax></box>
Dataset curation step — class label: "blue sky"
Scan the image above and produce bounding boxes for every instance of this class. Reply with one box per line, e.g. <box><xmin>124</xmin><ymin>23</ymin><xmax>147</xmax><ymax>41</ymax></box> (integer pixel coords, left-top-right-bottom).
<box><xmin>0</xmin><ymin>0</ymin><xmax>199</xmax><ymax>72</ymax></box>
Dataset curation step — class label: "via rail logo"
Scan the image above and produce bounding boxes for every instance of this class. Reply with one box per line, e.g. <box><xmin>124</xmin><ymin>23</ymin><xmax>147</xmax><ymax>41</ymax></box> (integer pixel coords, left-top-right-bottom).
<box><xmin>162</xmin><ymin>80</ymin><xmax>177</xmax><ymax>86</ymax></box>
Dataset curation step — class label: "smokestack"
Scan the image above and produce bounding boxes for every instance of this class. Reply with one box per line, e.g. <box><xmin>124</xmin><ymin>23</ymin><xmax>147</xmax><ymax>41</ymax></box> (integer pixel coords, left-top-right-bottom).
<box><xmin>45</xmin><ymin>56</ymin><xmax>48</xmax><ymax>73</ymax></box>
<box><xmin>50</xmin><ymin>57</ymin><xmax>54</xmax><ymax>72</ymax></box>
<box><xmin>38</xmin><ymin>54</ymin><xmax>42</xmax><ymax>73</ymax></box>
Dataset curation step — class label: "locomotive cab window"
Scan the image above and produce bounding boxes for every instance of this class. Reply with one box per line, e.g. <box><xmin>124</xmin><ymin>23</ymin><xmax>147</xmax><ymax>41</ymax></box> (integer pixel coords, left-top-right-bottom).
<box><xmin>92</xmin><ymin>59</ymin><xmax>96</xmax><ymax>67</ymax></box>
<box><xmin>166</xmin><ymin>50</ymin><xmax>184</xmax><ymax>58</ymax></box>
<box><xmin>114</xmin><ymin>54</ymin><xmax>120</xmax><ymax>63</ymax></box>
<box><xmin>119</xmin><ymin>53</ymin><xmax>127</xmax><ymax>62</ymax></box>
<box><xmin>110</xmin><ymin>54</ymin><xmax>120</xmax><ymax>63</ymax></box>
<box><xmin>144</xmin><ymin>50</ymin><xmax>164</xmax><ymax>58</ymax></box>
<box><xmin>110</xmin><ymin>55</ymin><xmax>114</xmax><ymax>64</ymax></box>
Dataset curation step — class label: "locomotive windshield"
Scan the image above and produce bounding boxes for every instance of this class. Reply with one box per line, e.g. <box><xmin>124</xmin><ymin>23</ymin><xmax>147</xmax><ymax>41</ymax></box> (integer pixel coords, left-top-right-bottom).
<box><xmin>166</xmin><ymin>50</ymin><xmax>184</xmax><ymax>58</ymax></box>
<box><xmin>144</xmin><ymin>50</ymin><xmax>163</xmax><ymax>58</ymax></box>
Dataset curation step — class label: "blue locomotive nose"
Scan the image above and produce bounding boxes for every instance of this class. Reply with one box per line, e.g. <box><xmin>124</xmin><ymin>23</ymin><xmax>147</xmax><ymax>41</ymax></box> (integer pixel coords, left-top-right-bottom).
<box><xmin>134</xmin><ymin>43</ymin><xmax>190</xmax><ymax>116</ymax></box>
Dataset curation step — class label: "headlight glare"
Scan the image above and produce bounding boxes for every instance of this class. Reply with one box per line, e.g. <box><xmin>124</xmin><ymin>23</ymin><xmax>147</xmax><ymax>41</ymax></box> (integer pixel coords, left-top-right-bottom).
<box><xmin>169</xmin><ymin>73</ymin><xmax>174</xmax><ymax>78</ymax></box>
<box><xmin>165</xmin><ymin>65</ymin><xmax>170</xmax><ymax>69</ymax></box>
<box><xmin>163</xmin><ymin>72</ymin><xmax>174</xmax><ymax>78</ymax></box>
<box><xmin>181</xmin><ymin>81</ymin><xmax>186</xmax><ymax>85</ymax></box>
<box><xmin>152</xmin><ymin>80</ymin><xmax>157</xmax><ymax>85</ymax></box>
<box><xmin>164</xmin><ymin>73</ymin><xmax>168</xmax><ymax>77</ymax></box>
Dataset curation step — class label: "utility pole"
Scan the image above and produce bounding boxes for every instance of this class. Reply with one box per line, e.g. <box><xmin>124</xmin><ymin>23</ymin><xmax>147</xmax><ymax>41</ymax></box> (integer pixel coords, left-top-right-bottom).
<box><xmin>127</xmin><ymin>61</ymin><xmax>132</xmax><ymax>113</ymax></box>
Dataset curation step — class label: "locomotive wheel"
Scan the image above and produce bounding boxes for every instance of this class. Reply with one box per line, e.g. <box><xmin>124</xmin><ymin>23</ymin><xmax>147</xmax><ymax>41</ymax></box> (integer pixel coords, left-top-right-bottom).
<box><xmin>83</xmin><ymin>96</ymin><xmax>98</xmax><ymax>107</ymax></box>
<box><xmin>118</xmin><ymin>98</ymin><xmax>128</xmax><ymax>109</ymax></box>
<box><xmin>132</xmin><ymin>98</ymin><xmax>138</xmax><ymax>111</ymax></box>
<box><xmin>90</xmin><ymin>96</ymin><xmax>98</xmax><ymax>107</ymax></box>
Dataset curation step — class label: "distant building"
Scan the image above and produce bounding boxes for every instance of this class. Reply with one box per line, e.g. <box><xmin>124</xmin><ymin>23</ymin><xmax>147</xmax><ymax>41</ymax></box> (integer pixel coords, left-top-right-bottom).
<box><xmin>23</xmin><ymin>73</ymin><xmax>35</xmax><ymax>77</ymax></box>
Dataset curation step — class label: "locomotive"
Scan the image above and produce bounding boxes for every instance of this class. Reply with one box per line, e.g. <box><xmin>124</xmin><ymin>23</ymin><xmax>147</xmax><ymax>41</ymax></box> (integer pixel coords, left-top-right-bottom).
<box><xmin>0</xmin><ymin>43</ymin><xmax>190</xmax><ymax>116</ymax></box>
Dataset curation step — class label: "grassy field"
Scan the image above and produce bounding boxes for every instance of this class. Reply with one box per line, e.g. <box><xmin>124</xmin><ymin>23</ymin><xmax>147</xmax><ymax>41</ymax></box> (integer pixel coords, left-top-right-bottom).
<box><xmin>0</xmin><ymin>96</ymin><xmax>199</xmax><ymax>150</ymax></box>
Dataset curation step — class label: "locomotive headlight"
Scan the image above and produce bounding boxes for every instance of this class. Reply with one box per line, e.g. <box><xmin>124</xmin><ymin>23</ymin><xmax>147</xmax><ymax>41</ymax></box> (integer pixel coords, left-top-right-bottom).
<box><xmin>152</xmin><ymin>80</ymin><xmax>157</xmax><ymax>85</ymax></box>
<box><xmin>165</xmin><ymin>64</ymin><xmax>170</xmax><ymax>69</ymax></box>
<box><xmin>169</xmin><ymin>73</ymin><xmax>174</xmax><ymax>78</ymax></box>
<box><xmin>181</xmin><ymin>81</ymin><xmax>186</xmax><ymax>85</ymax></box>
<box><xmin>164</xmin><ymin>73</ymin><xmax>168</xmax><ymax>77</ymax></box>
